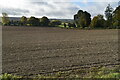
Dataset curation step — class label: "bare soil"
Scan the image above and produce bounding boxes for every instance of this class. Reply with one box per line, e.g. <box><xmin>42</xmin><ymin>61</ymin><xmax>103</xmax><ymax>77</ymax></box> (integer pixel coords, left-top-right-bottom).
<box><xmin>2</xmin><ymin>26</ymin><xmax>120</xmax><ymax>76</ymax></box>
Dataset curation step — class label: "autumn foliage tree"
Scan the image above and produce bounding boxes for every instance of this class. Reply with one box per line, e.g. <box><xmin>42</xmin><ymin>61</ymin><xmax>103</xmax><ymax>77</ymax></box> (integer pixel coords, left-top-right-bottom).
<box><xmin>90</xmin><ymin>14</ymin><xmax>106</xmax><ymax>28</ymax></box>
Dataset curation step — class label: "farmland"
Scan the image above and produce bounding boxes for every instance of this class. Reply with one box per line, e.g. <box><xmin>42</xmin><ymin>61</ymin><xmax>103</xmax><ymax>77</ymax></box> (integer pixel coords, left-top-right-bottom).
<box><xmin>2</xmin><ymin>26</ymin><xmax>119</xmax><ymax>77</ymax></box>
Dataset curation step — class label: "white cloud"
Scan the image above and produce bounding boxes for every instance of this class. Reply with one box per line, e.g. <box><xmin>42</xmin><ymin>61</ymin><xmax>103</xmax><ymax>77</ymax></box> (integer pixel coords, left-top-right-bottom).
<box><xmin>0</xmin><ymin>0</ymin><xmax>119</xmax><ymax>19</ymax></box>
<box><xmin>0</xmin><ymin>0</ymin><xmax>80</xmax><ymax>18</ymax></box>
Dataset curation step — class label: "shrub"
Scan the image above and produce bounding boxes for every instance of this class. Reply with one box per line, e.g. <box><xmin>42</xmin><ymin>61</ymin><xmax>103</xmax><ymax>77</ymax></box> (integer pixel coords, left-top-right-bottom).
<box><xmin>68</xmin><ymin>23</ymin><xmax>76</xmax><ymax>28</ymax></box>
<box><xmin>49</xmin><ymin>20</ymin><xmax>61</xmax><ymax>27</ymax></box>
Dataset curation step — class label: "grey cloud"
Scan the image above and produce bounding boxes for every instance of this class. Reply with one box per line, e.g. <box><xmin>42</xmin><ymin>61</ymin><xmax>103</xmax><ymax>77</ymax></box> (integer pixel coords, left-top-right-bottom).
<box><xmin>31</xmin><ymin>2</ymin><xmax>48</xmax><ymax>5</ymax></box>
<box><xmin>2</xmin><ymin>8</ymin><xmax>29</xmax><ymax>15</ymax></box>
<box><xmin>28</xmin><ymin>2</ymin><xmax>80</xmax><ymax>18</ymax></box>
<box><xmin>31</xmin><ymin>2</ymin><xmax>57</xmax><ymax>9</ymax></box>
<box><xmin>1</xmin><ymin>1</ymin><xmax>118</xmax><ymax>19</ymax></box>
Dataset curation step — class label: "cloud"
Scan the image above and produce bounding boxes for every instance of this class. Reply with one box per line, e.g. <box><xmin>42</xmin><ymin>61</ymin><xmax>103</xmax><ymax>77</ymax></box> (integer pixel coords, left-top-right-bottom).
<box><xmin>0</xmin><ymin>1</ymin><xmax>80</xmax><ymax>19</ymax></box>
<box><xmin>74</xmin><ymin>2</ymin><xmax>118</xmax><ymax>18</ymax></box>
<box><xmin>0</xmin><ymin>0</ymin><xmax>119</xmax><ymax>19</ymax></box>
<box><xmin>29</xmin><ymin>2</ymin><xmax>80</xmax><ymax>18</ymax></box>
<box><xmin>2</xmin><ymin>8</ymin><xmax>29</xmax><ymax>16</ymax></box>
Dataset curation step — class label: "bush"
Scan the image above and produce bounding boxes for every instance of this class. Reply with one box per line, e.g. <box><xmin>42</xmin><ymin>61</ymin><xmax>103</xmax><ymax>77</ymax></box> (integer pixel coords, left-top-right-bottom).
<box><xmin>68</xmin><ymin>23</ymin><xmax>76</xmax><ymax>28</ymax></box>
<box><xmin>49</xmin><ymin>20</ymin><xmax>61</xmax><ymax>27</ymax></box>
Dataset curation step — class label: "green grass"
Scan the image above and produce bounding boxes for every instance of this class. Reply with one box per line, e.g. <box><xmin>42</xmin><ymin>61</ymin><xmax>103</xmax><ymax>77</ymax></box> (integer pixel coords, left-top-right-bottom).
<box><xmin>0</xmin><ymin>66</ymin><xmax>120</xmax><ymax>80</ymax></box>
<box><xmin>0</xmin><ymin>73</ymin><xmax>22</xmax><ymax>80</ymax></box>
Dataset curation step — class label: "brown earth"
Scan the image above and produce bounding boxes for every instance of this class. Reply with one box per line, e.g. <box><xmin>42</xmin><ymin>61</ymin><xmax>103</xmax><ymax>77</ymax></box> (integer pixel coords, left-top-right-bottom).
<box><xmin>2</xmin><ymin>26</ymin><xmax>120</xmax><ymax>76</ymax></box>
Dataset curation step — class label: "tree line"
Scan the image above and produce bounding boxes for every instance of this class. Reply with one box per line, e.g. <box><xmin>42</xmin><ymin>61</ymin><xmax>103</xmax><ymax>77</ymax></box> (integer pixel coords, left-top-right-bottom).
<box><xmin>2</xmin><ymin>15</ymin><xmax>62</xmax><ymax>27</ymax></box>
<box><xmin>74</xmin><ymin>4</ymin><xmax>120</xmax><ymax>29</ymax></box>
<box><xmin>1</xmin><ymin>4</ymin><xmax>120</xmax><ymax>29</ymax></box>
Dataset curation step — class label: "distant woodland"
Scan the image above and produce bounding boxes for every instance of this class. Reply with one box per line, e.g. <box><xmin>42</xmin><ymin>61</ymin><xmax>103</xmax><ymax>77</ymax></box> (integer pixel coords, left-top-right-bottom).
<box><xmin>1</xmin><ymin>4</ymin><xmax>120</xmax><ymax>29</ymax></box>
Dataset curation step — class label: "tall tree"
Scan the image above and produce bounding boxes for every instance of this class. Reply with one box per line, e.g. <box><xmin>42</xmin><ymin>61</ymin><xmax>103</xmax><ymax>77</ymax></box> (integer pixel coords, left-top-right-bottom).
<box><xmin>20</xmin><ymin>16</ymin><xmax>27</xmax><ymax>26</ymax></box>
<box><xmin>2</xmin><ymin>13</ymin><xmax>10</xmax><ymax>26</ymax></box>
<box><xmin>113</xmin><ymin>5</ymin><xmax>120</xmax><ymax>28</ymax></box>
<box><xmin>105</xmin><ymin>4</ymin><xmax>113</xmax><ymax>27</ymax></box>
<box><xmin>74</xmin><ymin>10</ymin><xmax>91</xmax><ymax>28</ymax></box>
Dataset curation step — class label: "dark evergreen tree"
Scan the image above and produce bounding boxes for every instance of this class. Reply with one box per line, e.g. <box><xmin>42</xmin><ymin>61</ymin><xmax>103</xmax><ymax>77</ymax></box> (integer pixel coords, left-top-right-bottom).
<box><xmin>105</xmin><ymin>4</ymin><xmax>113</xmax><ymax>27</ymax></box>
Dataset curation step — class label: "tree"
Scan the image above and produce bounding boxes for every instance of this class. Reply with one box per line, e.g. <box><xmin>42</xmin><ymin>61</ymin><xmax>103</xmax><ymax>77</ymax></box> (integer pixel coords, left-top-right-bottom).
<box><xmin>105</xmin><ymin>4</ymin><xmax>113</xmax><ymax>27</ymax></box>
<box><xmin>74</xmin><ymin>10</ymin><xmax>91</xmax><ymax>28</ymax></box>
<box><xmin>40</xmin><ymin>16</ymin><xmax>50</xmax><ymax>26</ymax></box>
<box><xmin>2</xmin><ymin>13</ymin><xmax>10</xmax><ymax>26</ymax></box>
<box><xmin>90</xmin><ymin>14</ymin><xmax>106</xmax><ymax>28</ymax></box>
<box><xmin>20</xmin><ymin>16</ymin><xmax>27</xmax><ymax>26</ymax></box>
<box><xmin>112</xmin><ymin>5</ymin><xmax>120</xmax><ymax>28</ymax></box>
<box><xmin>27</xmin><ymin>16</ymin><xmax>40</xmax><ymax>26</ymax></box>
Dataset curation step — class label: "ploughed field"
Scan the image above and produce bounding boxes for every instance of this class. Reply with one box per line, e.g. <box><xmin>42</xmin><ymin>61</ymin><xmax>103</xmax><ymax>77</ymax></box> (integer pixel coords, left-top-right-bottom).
<box><xmin>2</xmin><ymin>26</ymin><xmax>119</xmax><ymax>76</ymax></box>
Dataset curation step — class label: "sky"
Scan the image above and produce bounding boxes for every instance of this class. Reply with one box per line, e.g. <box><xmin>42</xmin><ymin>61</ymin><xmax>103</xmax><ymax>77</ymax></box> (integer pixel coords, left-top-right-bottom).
<box><xmin>0</xmin><ymin>0</ymin><xmax>120</xmax><ymax>19</ymax></box>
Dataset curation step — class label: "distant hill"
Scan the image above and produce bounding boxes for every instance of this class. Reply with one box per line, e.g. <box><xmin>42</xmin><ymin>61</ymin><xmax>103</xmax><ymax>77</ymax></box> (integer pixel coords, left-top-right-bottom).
<box><xmin>9</xmin><ymin>17</ymin><xmax>21</xmax><ymax>21</ymax></box>
<box><xmin>9</xmin><ymin>17</ymin><xmax>74</xmax><ymax>23</ymax></box>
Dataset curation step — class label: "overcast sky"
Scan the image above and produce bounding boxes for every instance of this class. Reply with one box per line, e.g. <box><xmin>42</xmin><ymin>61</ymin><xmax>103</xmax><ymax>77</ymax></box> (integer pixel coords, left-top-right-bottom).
<box><xmin>0</xmin><ymin>0</ymin><xmax>120</xmax><ymax>19</ymax></box>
